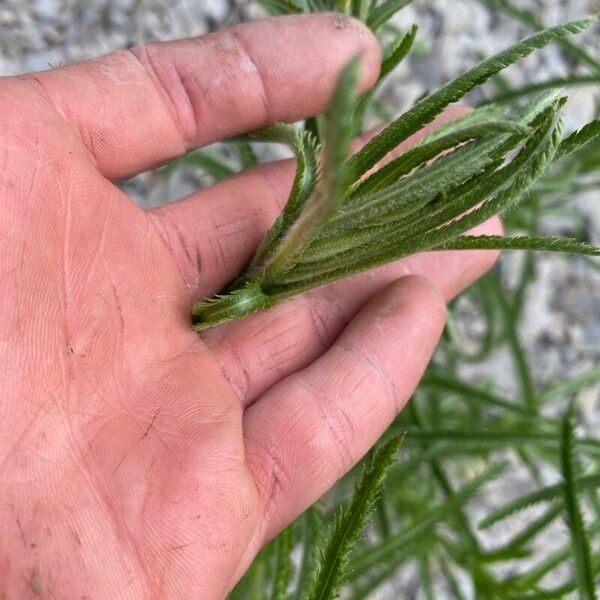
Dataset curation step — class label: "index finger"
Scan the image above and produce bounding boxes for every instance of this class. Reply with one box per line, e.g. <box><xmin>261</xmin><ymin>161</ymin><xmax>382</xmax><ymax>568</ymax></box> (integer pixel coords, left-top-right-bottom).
<box><xmin>21</xmin><ymin>13</ymin><xmax>380</xmax><ymax>180</ymax></box>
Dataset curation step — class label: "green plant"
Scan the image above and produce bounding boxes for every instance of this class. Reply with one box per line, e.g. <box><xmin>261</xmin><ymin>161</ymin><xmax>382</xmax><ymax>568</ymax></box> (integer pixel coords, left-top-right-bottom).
<box><xmin>190</xmin><ymin>12</ymin><xmax>600</xmax><ymax>331</ymax></box>
<box><xmin>164</xmin><ymin>1</ymin><xmax>600</xmax><ymax>597</ymax></box>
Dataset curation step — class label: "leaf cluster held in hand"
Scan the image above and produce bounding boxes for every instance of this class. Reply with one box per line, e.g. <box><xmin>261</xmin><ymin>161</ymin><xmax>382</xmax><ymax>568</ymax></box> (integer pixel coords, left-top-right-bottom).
<box><xmin>192</xmin><ymin>14</ymin><xmax>600</xmax><ymax>330</ymax></box>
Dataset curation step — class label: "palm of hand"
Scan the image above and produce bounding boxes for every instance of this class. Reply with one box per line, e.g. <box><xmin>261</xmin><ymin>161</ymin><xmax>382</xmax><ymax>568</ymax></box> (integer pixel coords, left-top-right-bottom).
<box><xmin>0</xmin><ymin>14</ymin><xmax>499</xmax><ymax>599</ymax></box>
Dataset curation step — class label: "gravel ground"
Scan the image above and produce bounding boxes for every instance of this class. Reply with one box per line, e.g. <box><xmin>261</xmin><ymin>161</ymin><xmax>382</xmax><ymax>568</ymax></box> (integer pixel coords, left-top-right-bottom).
<box><xmin>1</xmin><ymin>1</ymin><xmax>599</xmax><ymax>598</ymax></box>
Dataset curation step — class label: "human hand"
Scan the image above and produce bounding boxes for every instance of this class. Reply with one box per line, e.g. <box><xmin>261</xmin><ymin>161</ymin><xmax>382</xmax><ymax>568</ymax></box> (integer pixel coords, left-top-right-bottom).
<box><xmin>0</xmin><ymin>13</ymin><xmax>500</xmax><ymax>598</ymax></box>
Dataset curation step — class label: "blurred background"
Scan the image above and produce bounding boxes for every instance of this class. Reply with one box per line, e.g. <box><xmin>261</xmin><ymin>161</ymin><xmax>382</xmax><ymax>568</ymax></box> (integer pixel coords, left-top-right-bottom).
<box><xmin>2</xmin><ymin>1</ymin><xmax>599</xmax><ymax>597</ymax></box>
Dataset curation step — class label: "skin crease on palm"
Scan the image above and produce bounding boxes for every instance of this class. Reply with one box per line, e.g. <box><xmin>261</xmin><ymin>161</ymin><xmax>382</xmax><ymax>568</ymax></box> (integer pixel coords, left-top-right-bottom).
<box><xmin>0</xmin><ymin>12</ymin><xmax>503</xmax><ymax>599</ymax></box>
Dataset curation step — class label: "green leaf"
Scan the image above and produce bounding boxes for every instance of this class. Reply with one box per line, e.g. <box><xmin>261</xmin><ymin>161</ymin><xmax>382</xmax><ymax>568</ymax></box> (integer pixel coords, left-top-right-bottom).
<box><xmin>272</xmin><ymin>526</ymin><xmax>294</xmax><ymax>600</ymax></box>
<box><xmin>438</xmin><ymin>235</ymin><xmax>600</xmax><ymax>257</ymax></box>
<box><xmin>404</xmin><ymin>430</ymin><xmax>600</xmax><ymax>456</ymax></box>
<box><xmin>335</xmin><ymin>0</ymin><xmax>352</xmax><ymax>14</ymax></box>
<box><xmin>349</xmin><ymin>119</ymin><xmax>530</xmax><ymax>199</ymax></box>
<box><xmin>560</xmin><ymin>407</ymin><xmax>599</xmax><ymax>600</ymax></box>
<box><xmin>475</xmin><ymin>0</ymin><xmax>600</xmax><ymax>74</ymax></box>
<box><xmin>351</xmin><ymin>0</ymin><xmax>375</xmax><ymax>21</ymax></box>
<box><xmin>295</xmin><ymin>506</ymin><xmax>326</xmax><ymax>599</ymax></box>
<box><xmin>486</xmin><ymin>75</ymin><xmax>600</xmax><ymax>104</ymax></box>
<box><xmin>484</xmin><ymin>273</ymin><xmax>537</xmax><ymax>411</ymax></box>
<box><xmin>306</xmin><ymin>0</ymin><xmax>328</xmax><ymax>12</ymax></box>
<box><xmin>511</xmin><ymin>572</ymin><xmax>600</xmax><ymax>600</ymax></box>
<box><xmin>240</xmin><ymin>124</ymin><xmax>319</xmax><ymax>282</ymax></box>
<box><xmin>229</xmin><ymin>544</ymin><xmax>273</xmax><ymax>600</ymax></box>
<box><xmin>380</xmin><ymin>24</ymin><xmax>418</xmax><ymax>80</ymax></box>
<box><xmin>232</xmin><ymin>140</ymin><xmax>259</xmax><ymax>169</ymax></box>
<box><xmin>422</xmin><ymin>370</ymin><xmax>545</xmax><ymax>421</ymax></box>
<box><xmin>347</xmin><ymin>462</ymin><xmax>507</xmax><ymax>580</ymax></box>
<box><xmin>353</xmin><ymin>24</ymin><xmax>418</xmax><ymax>134</ymax></box>
<box><xmin>272</xmin><ymin>109</ymin><xmax>562</xmax><ymax>292</ymax></box>
<box><xmin>162</xmin><ymin>149</ymin><xmax>235</xmax><ymax>180</ymax></box>
<box><xmin>506</xmin><ymin>520</ymin><xmax>600</xmax><ymax>593</ymax></box>
<box><xmin>539</xmin><ymin>368</ymin><xmax>600</xmax><ymax>404</ymax></box>
<box><xmin>339</xmin><ymin>109</ymin><xmax>537</xmax><ymax>230</ymax></box>
<box><xmin>439</xmin><ymin>556</ymin><xmax>469</xmax><ymax>600</ymax></box>
<box><xmin>248</xmin><ymin>125</ymin><xmax>319</xmax><ymax>230</ymax></box>
<box><xmin>306</xmin><ymin>435</ymin><xmax>403</xmax><ymax>600</ymax></box>
<box><xmin>478</xmin><ymin>473</ymin><xmax>600</xmax><ymax>530</ymax></box>
<box><xmin>417</xmin><ymin>103</ymin><xmax>507</xmax><ymax>142</ymax></box>
<box><xmin>346</xmin><ymin>15</ymin><xmax>598</xmax><ymax>182</ymax></box>
<box><xmin>256</xmin><ymin>0</ymin><xmax>304</xmax><ymax>14</ymax></box>
<box><xmin>395</xmin><ymin>101</ymin><xmax>563</xmax><ymax>236</ymax></box>
<box><xmin>556</xmin><ymin>117</ymin><xmax>600</xmax><ymax>161</ymax></box>
<box><xmin>263</xmin><ymin>58</ymin><xmax>361</xmax><ymax>281</ymax></box>
<box><xmin>367</xmin><ymin>0</ymin><xmax>417</xmax><ymax>31</ymax></box>
<box><xmin>479</xmin><ymin>503</ymin><xmax>563</xmax><ymax>562</ymax></box>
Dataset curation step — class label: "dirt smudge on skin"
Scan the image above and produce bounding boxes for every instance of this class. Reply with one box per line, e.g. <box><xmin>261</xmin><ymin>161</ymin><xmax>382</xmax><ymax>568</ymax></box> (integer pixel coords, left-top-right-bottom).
<box><xmin>331</xmin><ymin>13</ymin><xmax>351</xmax><ymax>30</ymax></box>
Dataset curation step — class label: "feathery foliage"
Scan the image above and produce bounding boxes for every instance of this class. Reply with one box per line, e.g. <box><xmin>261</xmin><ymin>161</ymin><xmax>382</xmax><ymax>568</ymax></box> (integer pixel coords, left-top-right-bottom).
<box><xmin>560</xmin><ymin>408</ymin><xmax>599</xmax><ymax>600</ymax></box>
<box><xmin>306</xmin><ymin>435</ymin><xmax>403</xmax><ymax>600</ymax></box>
<box><xmin>192</xmin><ymin>14</ymin><xmax>599</xmax><ymax>330</ymax></box>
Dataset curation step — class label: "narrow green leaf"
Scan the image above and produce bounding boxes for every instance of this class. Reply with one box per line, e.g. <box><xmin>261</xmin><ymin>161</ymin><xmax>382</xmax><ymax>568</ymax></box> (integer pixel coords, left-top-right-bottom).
<box><xmin>418</xmin><ymin>554</ymin><xmax>436</xmax><ymax>600</ymax></box>
<box><xmin>335</xmin><ymin>0</ymin><xmax>352</xmax><ymax>14</ymax></box>
<box><xmin>539</xmin><ymin>368</ymin><xmax>600</xmax><ymax>404</ymax></box>
<box><xmin>439</xmin><ymin>556</ymin><xmax>469</xmax><ymax>600</ymax></box>
<box><xmin>417</xmin><ymin>104</ymin><xmax>507</xmax><ymax>142</ymax></box>
<box><xmin>273</xmin><ymin>112</ymin><xmax>562</xmax><ymax>292</ymax></box>
<box><xmin>232</xmin><ymin>140</ymin><xmax>258</xmax><ymax>169</ymax></box>
<box><xmin>505</xmin><ymin>521</ymin><xmax>600</xmax><ymax>592</ymax></box>
<box><xmin>381</xmin><ymin>24</ymin><xmax>418</xmax><ymax>80</ymax></box>
<box><xmin>263</xmin><ymin>58</ymin><xmax>360</xmax><ymax>281</ymax></box>
<box><xmin>247</xmin><ymin>125</ymin><xmax>319</xmax><ymax>229</ymax></box>
<box><xmin>347</xmin><ymin>462</ymin><xmax>507</xmax><ymax>580</ymax></box>
<box><xmin>334</xmin><ymin>121</ymin><xmax>526</xmax><ymax>229</ymax></box>
<box><xmin>404</xmin><ymin>430</ymin><xmax>600</xmax><ymax>456</ymax></box>
<box><xmin>484</xmin><ymin>273</ymin><xmax>537</xmax><ymax>412</ymax></box>
<box><xmin>560</xmin><ymin>408</ymin><xmax>598</xmax><ymax>600</ymax></box>
<box><xmin>272</xmin><ymin>526</ymin><xmax>294</xmax><ymax>600</ymax></box>
<box><xmin>256</xmin><ymin>0</ymin><xmax>304</xmax><ymax>14</ymax></box>
<box><xmin>162</xmin><ymin>149</ymin><xmax>235</xmax><ymax>180</ymax></box>
<box><xmin>349</xmin><ymin>119</ymin><xmax>530</xmax><ymax>199</ymax></box>
<box><xmin>306</xmin><ymin>0</ymin><xmax>328</xmax><ymax>12</ymax></box>
<box><xmin>437</xmin><ymin>235</ymin><xmax>600</xmax><ymax>257</ymax></box>
<box><xmin>556</xmin><ymin>117</ymin><xmax>600</xmax><ymax>161</ymax></box>
<box><xmin>240</xmin><ymin>124</ymin><xmax>319</xmax><ymax>282</ymax></box>
<box><xmin>352</xmin><ymin>24</ymin><xmax>418</xmax><ymax>133</ymax></box>
<box><xmin>478</xmin><ymin>474</ymin><xmax>600</xmax><ymax>530</ymax></box>
<box><xmin>422</xmin><ymin>371</ymin><xmax>543</xmax><ymax>421</ymax></box>
<box><xmin>346</xmin><ymin>16</ymin><xmax>598</xmax><ymax>182</ymax></box>
<box><xmin>480</xmin><ymin>503</ymin><xmax>563</xmax><ymax>562</ymax></box>
<box><xmin>229</xmin><ymin>544</ymin><xmax>272</xmax><ymax>600</ymax></box>
<box><xmin>393</xmin><ymin>103</ymin><xmax>562</xmax><ymax>237</ymax></box>
<box><xmin>486</xmin><ymin>75</ymin><xmax>600</xmax><ymax>104</ymax></box>
<box><xmin>295</xmin><ymin>505</ymin><xmax>326</xmax><ymax>599</ymax></box>
<box><xmin>351</xmin><ymin>554</ymin><xmax>410</xmax><ymax>600</ymax></box>
<box><xmin>351</xmin><ymin>0</ymin><xmax>374</xmax><ymax>21</ymax></box>
<box><xmin>367</xmin><ymin>0</ymin><xmax>417</xmax><ymax>31</ymax></box>
<box><xmin>511</xmin><ymin>571</ymin><xmax>600</xmax><ymax>600</ymax></box>
<box><xmin>306</xmin><ymin>435</ymin><xmax>404</xmax><ymax>600</ymax></box>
